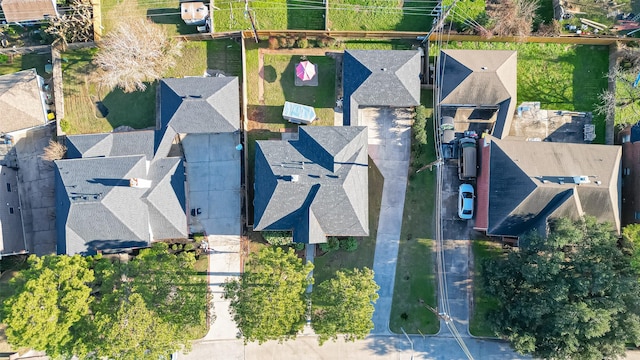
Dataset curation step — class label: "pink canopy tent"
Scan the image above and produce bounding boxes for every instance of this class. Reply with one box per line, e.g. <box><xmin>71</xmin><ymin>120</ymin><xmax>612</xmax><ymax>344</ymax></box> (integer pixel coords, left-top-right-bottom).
<box><xmin>296</xmin><ymin>61</ymin><xmax>316</xmax><ymax>81</ymax></box>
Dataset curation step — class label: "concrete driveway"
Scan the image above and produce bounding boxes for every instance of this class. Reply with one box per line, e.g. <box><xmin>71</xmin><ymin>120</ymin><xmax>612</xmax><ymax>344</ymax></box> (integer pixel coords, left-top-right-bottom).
<box><xmin>439</xmin><ymin>161</ymin><xmax>474</xmax><ymax>335</ymax></box>
<box><xmin>13</xmin><ymin>125</ymin><xmax>57</xmax><ymax>255</ymax></box>
<box><xmin>182</xmin><ymin>132</ymin><xmax>241</xmax><ymax>340</ymax></box>
<box><xmin>360</xmin><ymin>107</ymin><xmax>413</xmax><ymax>335</ymax></box>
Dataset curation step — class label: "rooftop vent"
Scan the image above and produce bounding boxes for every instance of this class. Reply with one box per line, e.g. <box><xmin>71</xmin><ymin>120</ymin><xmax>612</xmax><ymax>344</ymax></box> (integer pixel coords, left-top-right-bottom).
<box><xmin>572</xmin><ymin>175</ymin><xmax>590</xmax><ymax>184</ymax></box>
<box><xmin>289</xmin><ymin>175</ymin><xmax>299</xmax><ymax>182</ymax></box>
<box><xmin>130</xmin><ymin>178</ymin><xmax>152</xmax><ymax>188</ymax></box>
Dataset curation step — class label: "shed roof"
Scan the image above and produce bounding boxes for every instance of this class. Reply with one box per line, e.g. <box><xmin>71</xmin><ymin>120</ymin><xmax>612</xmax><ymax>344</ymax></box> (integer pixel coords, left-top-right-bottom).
<box><xmin>66</xmin><ymin>131</ymin><xmax>155</xmax><ymax>160</ymax></box>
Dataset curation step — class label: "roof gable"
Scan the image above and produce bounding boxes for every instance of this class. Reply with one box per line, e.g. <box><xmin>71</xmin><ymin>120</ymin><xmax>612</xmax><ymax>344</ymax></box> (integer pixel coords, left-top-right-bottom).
<box><xmin>342</xmin><ymin>50</ymin><xmax>421</xmax><ymax>125</ymax></box>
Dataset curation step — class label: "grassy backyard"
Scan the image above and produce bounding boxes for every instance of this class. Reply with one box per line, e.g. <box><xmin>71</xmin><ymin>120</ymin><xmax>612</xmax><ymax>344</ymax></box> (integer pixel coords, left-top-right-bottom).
<box><xmin>389</xmin><ymin>90</ymin><xmax>438</xmax><ymax>335</ymax></box>
<box><xmin>61</xmin><ymin>39</ymin><xmax>242</xmax><ymax>134</ymax></box>
<box><xmin>469</xmin><ymin>239</ymin><xmax>502</xmax><ymax>337</ymax></box>
<box><xmin>213</xmin><ymin>0</ymin><xmax>325</xmax><ymax>31</ymax></box>
<box><xmin>0</xmin><ymin>53</ymin><xmax>51</xmax><ymax>77</ymax></box>
<box><xmin>312</xmin><ymin>158</ymin><xmax>384</xmax><ymax>285</ymax></box>
<box><xmin>327</xmin><ymin>0</ymin><xmax>432</xmax><ymax>31</ymax></box>
<box><xmin>436</xmin><ymin>42</ymin><xmax>609</xmax><ymax>143</ymax></box>
<box><xmin>101</xmin><ymin>0</ymin><xmax>194</xmax><ymax>36</ymax></box>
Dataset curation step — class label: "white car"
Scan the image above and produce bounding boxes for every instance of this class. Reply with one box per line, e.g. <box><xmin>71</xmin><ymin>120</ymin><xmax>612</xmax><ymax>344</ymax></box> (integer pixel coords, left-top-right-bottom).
<box><xmin>458</xmin><ymin>183</ymin><xmax>474</xmax><ymax>220</ymax></box>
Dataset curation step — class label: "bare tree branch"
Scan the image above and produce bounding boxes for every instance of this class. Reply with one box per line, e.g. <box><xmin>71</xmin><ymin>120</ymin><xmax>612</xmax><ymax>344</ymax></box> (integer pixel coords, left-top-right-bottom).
<box><xmin>93</xmin><ymin>17</ymin><xmax>183</xmax><ymax>93</ymax></box>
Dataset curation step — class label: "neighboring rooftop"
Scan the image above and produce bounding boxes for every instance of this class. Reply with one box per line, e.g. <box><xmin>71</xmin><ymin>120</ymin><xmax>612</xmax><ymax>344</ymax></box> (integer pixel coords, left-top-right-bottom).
<box><xmin>0</xmin><ymin>69</ymin><xmax>48</xmax><ymax>133</ymax></box>
<box><xmin>439</xmin><ymin>50</ymin><xmax>517</xmax><ymax>139</ymax></box>
<box><xmin>0</xmin><ymin>166</ymin><xmax>26</xmax><ymax>257</ymax></box>
<box><xmin>342</xmin><ymin>50</ymin><xmax>421</xmax><ymax>126</ymax></box>
<box><xmin>0</xmin><ymin>0</ymin><xmax>57</xmax><ymax>22</ymax></box>
<box><xmin>253</xmin><ymin>126</ymin><xmax>369</xmax><ymax>244</ymax></box>
<box><xmin>66</xmin><ymin>131</ymin><xmax>155</xmax><ymax>160</ymax></box>
<box><xmin>55</xmin><ymin>155</ymin><xmax>186</xmax><ymax>255</ymax></box>
<box><xmin>475</xmin><ymin>135</ymin><xmax>622</xmax><ymax>238</ymax></box>
<box><xmin>155</xmin><ymin>76</ymin><xmax>240</xmax><ymax>157</ymax></box>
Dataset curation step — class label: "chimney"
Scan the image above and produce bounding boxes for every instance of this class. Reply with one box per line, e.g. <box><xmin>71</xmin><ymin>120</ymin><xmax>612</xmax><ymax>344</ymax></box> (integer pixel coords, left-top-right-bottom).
<box><xmin>290</xmin><ymin>175</ymin><xmax>299</xmax><ymax>182</ymax></box>
<box><xmin>130</xmin><ymin>178</ymin><xmax>152</xmax><ymax>188</ymax></box>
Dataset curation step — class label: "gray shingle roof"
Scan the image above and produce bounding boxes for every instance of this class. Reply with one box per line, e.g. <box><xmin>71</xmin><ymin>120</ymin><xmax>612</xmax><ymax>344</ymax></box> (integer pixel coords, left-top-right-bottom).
<box><xmin>342</xmin><ymin>50</ymin><xmax>421</xmax><ymax>126</ymax></box>
<box><xmin>55</xmin><ymin>155</ymin><xmax>187</xmax><ymax>255</ymax></box>
<box><xmin>254</xmin><ymin>126</ymin><xmax>369</xmax><ymax>243</ymax></box>
<box><xmin>155</xmin><ymin>77</ymin><xmax>240</xmax><ymax>157</ymax></box>
<box><xmin>440</xmin><ymin>50</ymin><xmax>517</xmax><ymax>139</ymax></box>
<box><xmin>486</xmin><ymin>136</ymin><xmax>622</xmax><ymax>237</ymax></box>
<box><xmin>0</xmin><ymin>69</ymin><xmax>47</xmax><ymax>133</ymax></box>
<box><xmin>66</xmin><ymin>131</ymin><xmax>155</xmax><ymax>160</ymax></box>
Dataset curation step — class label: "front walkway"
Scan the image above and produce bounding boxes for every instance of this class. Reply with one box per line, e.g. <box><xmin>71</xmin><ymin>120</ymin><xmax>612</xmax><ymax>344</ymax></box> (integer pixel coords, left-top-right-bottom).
<box><xmin>362</xmin><ymin>107</ymin><xmax>413</xmax><ymax>334</ymax></box>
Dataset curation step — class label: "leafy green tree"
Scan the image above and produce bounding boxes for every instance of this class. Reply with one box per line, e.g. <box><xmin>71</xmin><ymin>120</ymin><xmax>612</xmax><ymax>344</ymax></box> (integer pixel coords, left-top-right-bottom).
<box><xmin>1</xmin><ymin>255</ymin><xmax>94</xmax><ymax>357</ymax></box>
<box><xmin>126</xmin><ymin>243</ymin><xmax>208</xmax><ymax>340</ymax></box>
<box><xmin>312</xmin><ymin>268</ymin><xmax>379</xmax><ymax>344</ymax></box>
<box><xmin>224</xmin><ymin>246</ymin><xmax>313</xmax><ymax>344</ymax></box>
<box><xmin>482</xmin><ymin>217</ymin><xmax>640</xmax><ymax>360</ymax></box>
<box><xmin>623</xmin><ymin>223</ymin><xmax>640</xmax><ymax>272</ymax></box>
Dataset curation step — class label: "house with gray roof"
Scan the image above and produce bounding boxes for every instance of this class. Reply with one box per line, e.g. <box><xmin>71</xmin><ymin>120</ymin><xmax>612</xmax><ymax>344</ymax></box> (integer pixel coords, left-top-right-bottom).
<box><xmin>253</xmin><ymin>126</ymin><xmax>368</xmax><ymax>244</ymax></box>
<box><xmin>342</xmin><ymin>50</ymin><xmax>421</xmax><ymax>126</ymax></box>
<box><xmin>0</xmin><ymin>69</ymin><xmax>49</xmax><ymax>134</ymax></box>
<box><xmin>155</xmin><ymin>76</ymin><xmax>239</xmax><ymax>158</ymax></box>
<box><xmin>55</xmin><ymin>76</ymin><xmax>241</xmax><ymax>255</ymax></box>
<box><xmin>474</xmin><ymin>135</ymin><xmax>622</xmax><ymax>240</ymax></box>
<box><xmin>439</xmin><ymin>50</ymin><xmax>517</xmax><ymax>139</ymax></box>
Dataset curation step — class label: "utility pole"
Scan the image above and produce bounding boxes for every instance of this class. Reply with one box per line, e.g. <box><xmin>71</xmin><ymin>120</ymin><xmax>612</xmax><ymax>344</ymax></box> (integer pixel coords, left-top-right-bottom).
<box><xmin>422</xmin><ymin>0</ymin><xmax>459</xmax><ymax>44</ymax></box>
<box><xmin>244</xmin><ymin>0</ymin><xmax>259</xmax><ymax>42</ymax></box>
<box><xmin>400</xmin><ymin>327</ymin><xmax>414</xmax><ymax>360</ymax></box>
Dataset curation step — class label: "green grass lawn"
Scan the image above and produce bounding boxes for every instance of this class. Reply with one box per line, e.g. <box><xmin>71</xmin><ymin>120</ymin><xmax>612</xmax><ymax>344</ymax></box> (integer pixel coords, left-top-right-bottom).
<box><xmin>437</xmin><ymin>42</ymin><xmax>609</xmax><ymax>143</ymax></box>
<box><xmin>469</xmin><ymin>239</ymin><xmax>502</xmax><ymax>337</ymax></box>
<box><xmin>327</xmin><ymin>0</ymin><xmax>433</xmax><ymax>31</ymax></box>
<box><xmin>262</xmin><ymin>54</ymin><xmax>335</xmax><ymax>127</ymax></box>
<box><xmin>313</xmin><ymin>158</ymin><xmax>384</xmax><ymax>285</ymax></box>
<box><xmin>61</xmin><ymin>39</ymin><xmax>242</xmax><ymax>134</ymax></box>
<box><xmin>0</xmin><ymin>53</ymin><xmax>51</xmax><ymax>77</ymax></box>
<box><xmin>101</xmin><ymin>0</ymin><xmax>194</xmax><ymax>36</ymax></box>
<box><xmin>389</xmin><ymin>90</ymin><xmax>438</xmax><ymax>335</ymax></box>
<box><xmin>213</xmin><ymin>0</ymin><xmax>325</xmax><ymax>31</ymax></box>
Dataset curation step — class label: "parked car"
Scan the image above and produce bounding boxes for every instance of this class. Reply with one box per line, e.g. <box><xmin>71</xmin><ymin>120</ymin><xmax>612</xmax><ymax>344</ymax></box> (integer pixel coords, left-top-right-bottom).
<box><xmin>458</xmin><ymin>183</ymin><xmax>474</xmax><ymax>220</ymax></box>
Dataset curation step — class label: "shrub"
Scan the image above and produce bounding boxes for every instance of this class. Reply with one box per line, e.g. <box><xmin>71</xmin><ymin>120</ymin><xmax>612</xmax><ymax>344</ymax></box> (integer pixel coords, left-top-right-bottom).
<box><xmin>41</xmin><ymin>139</ymin><xmax>67</xmax><ymax>161</ymax></box>
<box><xmin>285</xmin><ymin>36</ymin><xmax>296</xmax><ymax>48</ymax></box>
<box><xmin>292</xmin><ymin>242</ymin><xmax>305</xmax><ymax>251</ymax></box>
<box><xmin>340</xmin><ymin>237</ymin><xmax>358</xmax><ymax>252</ymax></box>
<box><xmin>320</xmin><ymin>237</ymin><xmax>340</xmax><ymax>252</ymax></box>
<box><xmin>316</xmin><ymin>36</ymin><xmax>336</xmax><ymax>48</ymax></box>
<box><xmin>262</xmin><ymin>231</ymin><xmax>293</xmax><ymax>246</ymax></box>
<box><xmin>296</xmin><ymin>37</ymin><xmax>309</xmax><ymax>49</ymax></box>
<box><xmin>184</xmin><ymin>243</ymin><xmax>195</xmax><ymax>251</ymax></box>
<box><xmin>268</xmin><ymin>36</ymin><xmax>279</xmax><ymax>49</ymax></box>
<box><xmin>193</xmin><ymin>233</ymin><xmax>206</xmax><ymax>242</ymax></box>
<box><xmin>278</xmin><ymin>36</ymin><xmax>288</xmax><ymax>48</ymax></box>
<box><xmin>0</xmin><ymin>54</ymin><xmax>8</xmax><ymax>63</ymax></box>
<box><xmin>59</xmin><ymin>119</ymin><xmax>71</xmax><ymax>133</ymax></box>
<box><xmin>413</xmin><ymin>105</ymin><xmax>428</xmax><ymax>146</ymax></box>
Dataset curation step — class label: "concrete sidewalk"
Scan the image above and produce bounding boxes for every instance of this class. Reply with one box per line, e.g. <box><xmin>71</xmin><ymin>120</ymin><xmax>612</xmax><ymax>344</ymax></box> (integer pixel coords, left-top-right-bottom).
<box><xmin>362</xmin><ymin>107</ymin><xmax>413</xmax><ymax>335</ymax></box>
<box><xmin>203</xmin><ymin>235</ymin><xmax>241</xmax><ymax>341</ymax></box>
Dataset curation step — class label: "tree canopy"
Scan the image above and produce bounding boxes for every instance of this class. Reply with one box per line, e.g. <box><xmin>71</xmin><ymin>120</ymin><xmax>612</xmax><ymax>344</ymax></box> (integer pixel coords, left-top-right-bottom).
<box><xmin>224</xmin><ymin>246</ymin><xmax>313</xmax><ymax>344</ymax></box>
<box><xmin>1</xmin><ymin>255</ymin><xmax>93</xmax><ymax>357</ymax></box>
<box><xmin>482</xmin><ymin>217</ymin><xmax>640</xmax><ymax>360</ymax></box>
<box><xmin>1</xmin><ymin>243</ymin><xmax>207</xmax><ymax>358</ymax></box>
<box><xmin>312</xmin><ymin>267</ymin><xmax>379</xmax><ymax>344</ymax></box>
<box><xmin>93</xmin><ymin>16</ymin><xmax>182</xmax><ymax>92</ymax></box>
